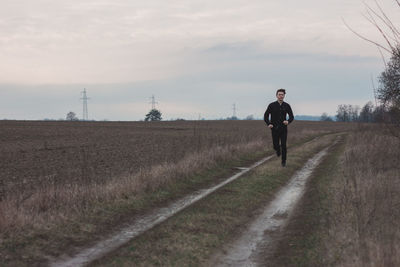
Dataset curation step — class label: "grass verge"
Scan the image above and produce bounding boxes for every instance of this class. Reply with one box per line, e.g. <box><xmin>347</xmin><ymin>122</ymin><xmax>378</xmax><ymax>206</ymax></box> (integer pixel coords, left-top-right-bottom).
<box><xmin>90</xmin><ymin>134</ymin><xmax>340</xmax><ymax>266</ymax></box>
<box><xmin>267</xmin><ymin>127</ymin><xmax>400</xmax><ymax>267</ymax></box>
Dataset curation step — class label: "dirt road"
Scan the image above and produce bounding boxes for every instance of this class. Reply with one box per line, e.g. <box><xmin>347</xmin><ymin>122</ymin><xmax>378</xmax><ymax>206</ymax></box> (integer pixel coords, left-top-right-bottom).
<box><xmin>49</xmin><ymin>136</ymin><xmax>336</xmax><ymax>267</ymax></box>
<box><xmin>210</xmin><ymin>139</ymin><xmax>338</xmax><ymax>266</ymax></box>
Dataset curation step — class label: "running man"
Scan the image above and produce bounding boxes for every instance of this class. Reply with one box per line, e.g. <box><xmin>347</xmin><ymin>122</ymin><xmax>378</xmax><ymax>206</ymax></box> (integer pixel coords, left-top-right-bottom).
<box><xmin>264</xmin><ymin>88</ymin><xmax>294</xmax><ymax>167</ymax></box>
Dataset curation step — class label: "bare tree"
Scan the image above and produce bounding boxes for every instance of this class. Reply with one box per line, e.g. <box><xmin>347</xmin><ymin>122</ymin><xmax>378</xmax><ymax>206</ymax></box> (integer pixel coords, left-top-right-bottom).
<box><xmin>336</xmin><ymin>105</ymin><xmax>349</xmax><ymax>122</ymax></box>
<box><xmin>145</xmin><ymin>109</ymin><xmax>162</xmax><ymax>121</ymax></box>
<box><xmin>359</xmin><ymin>101</ymin><xmax>375</xmax><ymax>122</ymax></box>
<box><xmin>336</xmin><ymin>104</ymin><xmax>360</xmax><ymax>122</ymax></box>
<box><xmin>320</xmin><ymin>112</ymin><xmax>333</xmax><ymax>121</ymax></box>
<box><xmin>245</xmin><ymin>114</ymin><xmax>255</xmax><ymax>120</ymax></box>
<box><xmin>66</xmin><ymin>111</ymin><xmax>78</xmax><ymax>121</ymax></box>
<box><xmin>344</xmin><ymin>0</ymin><xmax>400</xmax><ymax>136</ymax></box>
<box><xmin>343</xmin><ymin>0</ymin><xmax>400</xmax><ymax>56</ymax></box>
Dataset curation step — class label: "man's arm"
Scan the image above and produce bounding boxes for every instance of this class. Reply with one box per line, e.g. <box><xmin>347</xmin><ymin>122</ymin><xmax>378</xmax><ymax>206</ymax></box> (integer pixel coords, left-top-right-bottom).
<box><xmin>287</xmin><ymin>104</ymin><xmax>294</xmax><ymax>123</ymax></box>
<box><xmin>264</xmin><ymin>104</ymin><xmax>272</xmax><ymax>126</ymax></box>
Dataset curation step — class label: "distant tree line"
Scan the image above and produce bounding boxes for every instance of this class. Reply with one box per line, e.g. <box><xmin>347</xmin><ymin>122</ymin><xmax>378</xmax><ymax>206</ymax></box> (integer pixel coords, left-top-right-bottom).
<box><xmin>334</xmin><ymin>102</ymin><xmax>387</xmax><ymax>123</ymax></box>
<box><xmin>334</xmin><ymin>43</ymin><xmax>399</xmax><ymax>125</ymax></box>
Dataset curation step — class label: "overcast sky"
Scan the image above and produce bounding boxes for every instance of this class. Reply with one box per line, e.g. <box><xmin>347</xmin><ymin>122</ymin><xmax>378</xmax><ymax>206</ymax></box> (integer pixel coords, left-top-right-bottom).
<box><xmin>1</xmin><ymin>0</ymin><xmax>399</xmax><ymax>120</ymax></box>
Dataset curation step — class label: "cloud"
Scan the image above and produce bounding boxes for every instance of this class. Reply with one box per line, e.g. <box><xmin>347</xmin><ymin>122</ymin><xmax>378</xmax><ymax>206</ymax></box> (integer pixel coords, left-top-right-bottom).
<box><xmin>2</xmin><ymin>0</ymin><xmax>395</xmax><ymax>84</ymax></box>
<box><xmin>0</xmin><ymin>0</ymin><xmax>398</xmax><ymax>119</ymax></box>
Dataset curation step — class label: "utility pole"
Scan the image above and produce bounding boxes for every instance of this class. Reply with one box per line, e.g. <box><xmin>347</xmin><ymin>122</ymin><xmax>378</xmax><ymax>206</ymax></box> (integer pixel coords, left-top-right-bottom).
<box><xmin>149</xmin><ymin>95</ymin><xmax>158</xmax><ymax>110</ymax></box>
<box><xmin>233</xmin><ymin>103</ymin><xmax>237</xmax><ymax>118</ymax></box>
<box><xmin>81</xmin><ymin>88</ymin><xmax>90</xmax><ymax>121</ymax></box>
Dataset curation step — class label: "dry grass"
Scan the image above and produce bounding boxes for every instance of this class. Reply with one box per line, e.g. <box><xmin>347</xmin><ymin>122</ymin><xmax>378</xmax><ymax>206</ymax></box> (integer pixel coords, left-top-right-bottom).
<box><xmin>325</xmin><ymin>126</ymin><xmax>400</xmax><ymax>266</ymax></box>
<box><xmin>0</xmin><ymin>140</ymin><xmax>264</xmax><ymax>232</ymax></box>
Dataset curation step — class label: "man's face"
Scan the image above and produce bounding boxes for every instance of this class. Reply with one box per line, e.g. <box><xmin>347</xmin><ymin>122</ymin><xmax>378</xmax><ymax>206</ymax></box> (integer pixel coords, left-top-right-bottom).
<box><xmin>276</xmin><ymin>92</ymin><xmax>285</xmax><ymax>101</ymax></box>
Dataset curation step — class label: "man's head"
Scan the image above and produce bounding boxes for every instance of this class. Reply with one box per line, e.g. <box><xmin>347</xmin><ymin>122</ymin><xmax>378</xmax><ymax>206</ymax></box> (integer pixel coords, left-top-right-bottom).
<box><xmin>276</xmin><ymin>88</ymin><xmax>286</xmax><ymax>102</ymax></box>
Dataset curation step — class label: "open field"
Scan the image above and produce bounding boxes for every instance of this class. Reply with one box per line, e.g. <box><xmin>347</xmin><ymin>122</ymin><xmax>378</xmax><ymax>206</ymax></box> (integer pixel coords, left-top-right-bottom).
<box><xmin>0</xmin><ymin>120</ymin><xmax>349</xmax><ymax>196</ymax></box>
<box><xmin>0</xmin><ymin>120</ymin><xmax>353</xmax><ymax>265</ymax></box>
<box><xmin>1</xmin><ymin>120</ymin><xmax>268</xmax><ymax>195</ymax></box>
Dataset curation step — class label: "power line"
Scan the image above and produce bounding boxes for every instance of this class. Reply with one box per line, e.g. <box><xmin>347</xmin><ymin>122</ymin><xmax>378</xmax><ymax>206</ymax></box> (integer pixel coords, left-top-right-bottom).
<box><xmin>80</xmin><ymin>88</ymin><xmax>90</xmax><ymax>121</ymax></box>
<box><xmin>149</xmin><ymin>95</ymin><xmax>158</xmax><ymax>110</ymax></box>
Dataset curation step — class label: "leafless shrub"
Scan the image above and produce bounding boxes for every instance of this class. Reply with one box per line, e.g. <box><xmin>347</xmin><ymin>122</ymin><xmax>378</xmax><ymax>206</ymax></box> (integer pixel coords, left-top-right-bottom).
<box><xmin>344</xmin><ymin>0</ymin><xmax>400</xmax><ymax>136</ymax></box>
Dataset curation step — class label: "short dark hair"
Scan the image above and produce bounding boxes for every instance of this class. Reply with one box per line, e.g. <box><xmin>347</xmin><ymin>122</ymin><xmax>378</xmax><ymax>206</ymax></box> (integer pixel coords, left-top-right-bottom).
<box><xmin>276</xmin><ymin>88</ymin><xmax>286</xmax><ymax>95</ymax></box>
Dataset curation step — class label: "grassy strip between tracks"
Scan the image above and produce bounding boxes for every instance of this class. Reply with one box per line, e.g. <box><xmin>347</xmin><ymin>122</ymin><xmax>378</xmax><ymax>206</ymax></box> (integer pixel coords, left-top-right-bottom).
<box><xmin>90</xmin><ymin>133</ymin><xmax>341</xmax><ymax>267</ymax></box>
<box><xmin>265</xmin><ymin>133</ymin><xmax>346</xmax><ymax>266</ymax></box>
<box><xmin>1</xmin><ymin>134</ymin><xmax>327</xmax><ymax>267</ymax></box>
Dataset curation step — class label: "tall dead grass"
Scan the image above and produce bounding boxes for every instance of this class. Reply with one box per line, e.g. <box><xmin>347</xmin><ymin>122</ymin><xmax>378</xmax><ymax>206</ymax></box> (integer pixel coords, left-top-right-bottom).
<box><xmin>0</xmin><ymin>140</ymin><xmax>266</xmax><ymax>234</ymax></box>
<box><xmin>326</xmin><ymin>127</ymin><xmax>400</xmax><ymax>266</ymax></box>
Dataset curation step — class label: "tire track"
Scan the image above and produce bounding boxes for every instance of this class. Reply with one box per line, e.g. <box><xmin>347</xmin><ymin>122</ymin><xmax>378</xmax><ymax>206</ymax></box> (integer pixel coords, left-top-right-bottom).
<box><xmin>212</xmin><ymin>137</ymin><xmax>339</xmax><ymax>267</ymax></box>
<box><xmin>50</xmin><ymin>157</ymin><xmax>275</xmax><ymax>266</ymax></box>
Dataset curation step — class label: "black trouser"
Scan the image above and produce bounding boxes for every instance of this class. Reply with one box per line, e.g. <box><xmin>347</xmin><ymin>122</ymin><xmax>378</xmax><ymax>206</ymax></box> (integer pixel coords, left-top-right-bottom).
<box><xmin>271</xmin><ymin>126</ymin><xmax>287</xmax><ymax>162</ymax></box>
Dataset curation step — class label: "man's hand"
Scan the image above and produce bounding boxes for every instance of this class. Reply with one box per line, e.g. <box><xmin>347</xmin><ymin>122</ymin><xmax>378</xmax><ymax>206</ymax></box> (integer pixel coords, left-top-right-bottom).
<box><xmin>283</xmin><ymin>120</ymin><xmax>289</xmax><ymax>125</ymax></box>
<box><xmin>268</xmin><ymin>124</ymin><xmax>274</xmax><ymax>129</ymax></box>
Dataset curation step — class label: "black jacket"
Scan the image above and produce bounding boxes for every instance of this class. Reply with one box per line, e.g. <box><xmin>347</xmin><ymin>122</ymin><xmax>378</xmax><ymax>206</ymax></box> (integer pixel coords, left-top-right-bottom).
<box><xmin>264</xmin><ymin>101</ymin><xmax>294</xmax><ymax>129</ymax></box>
